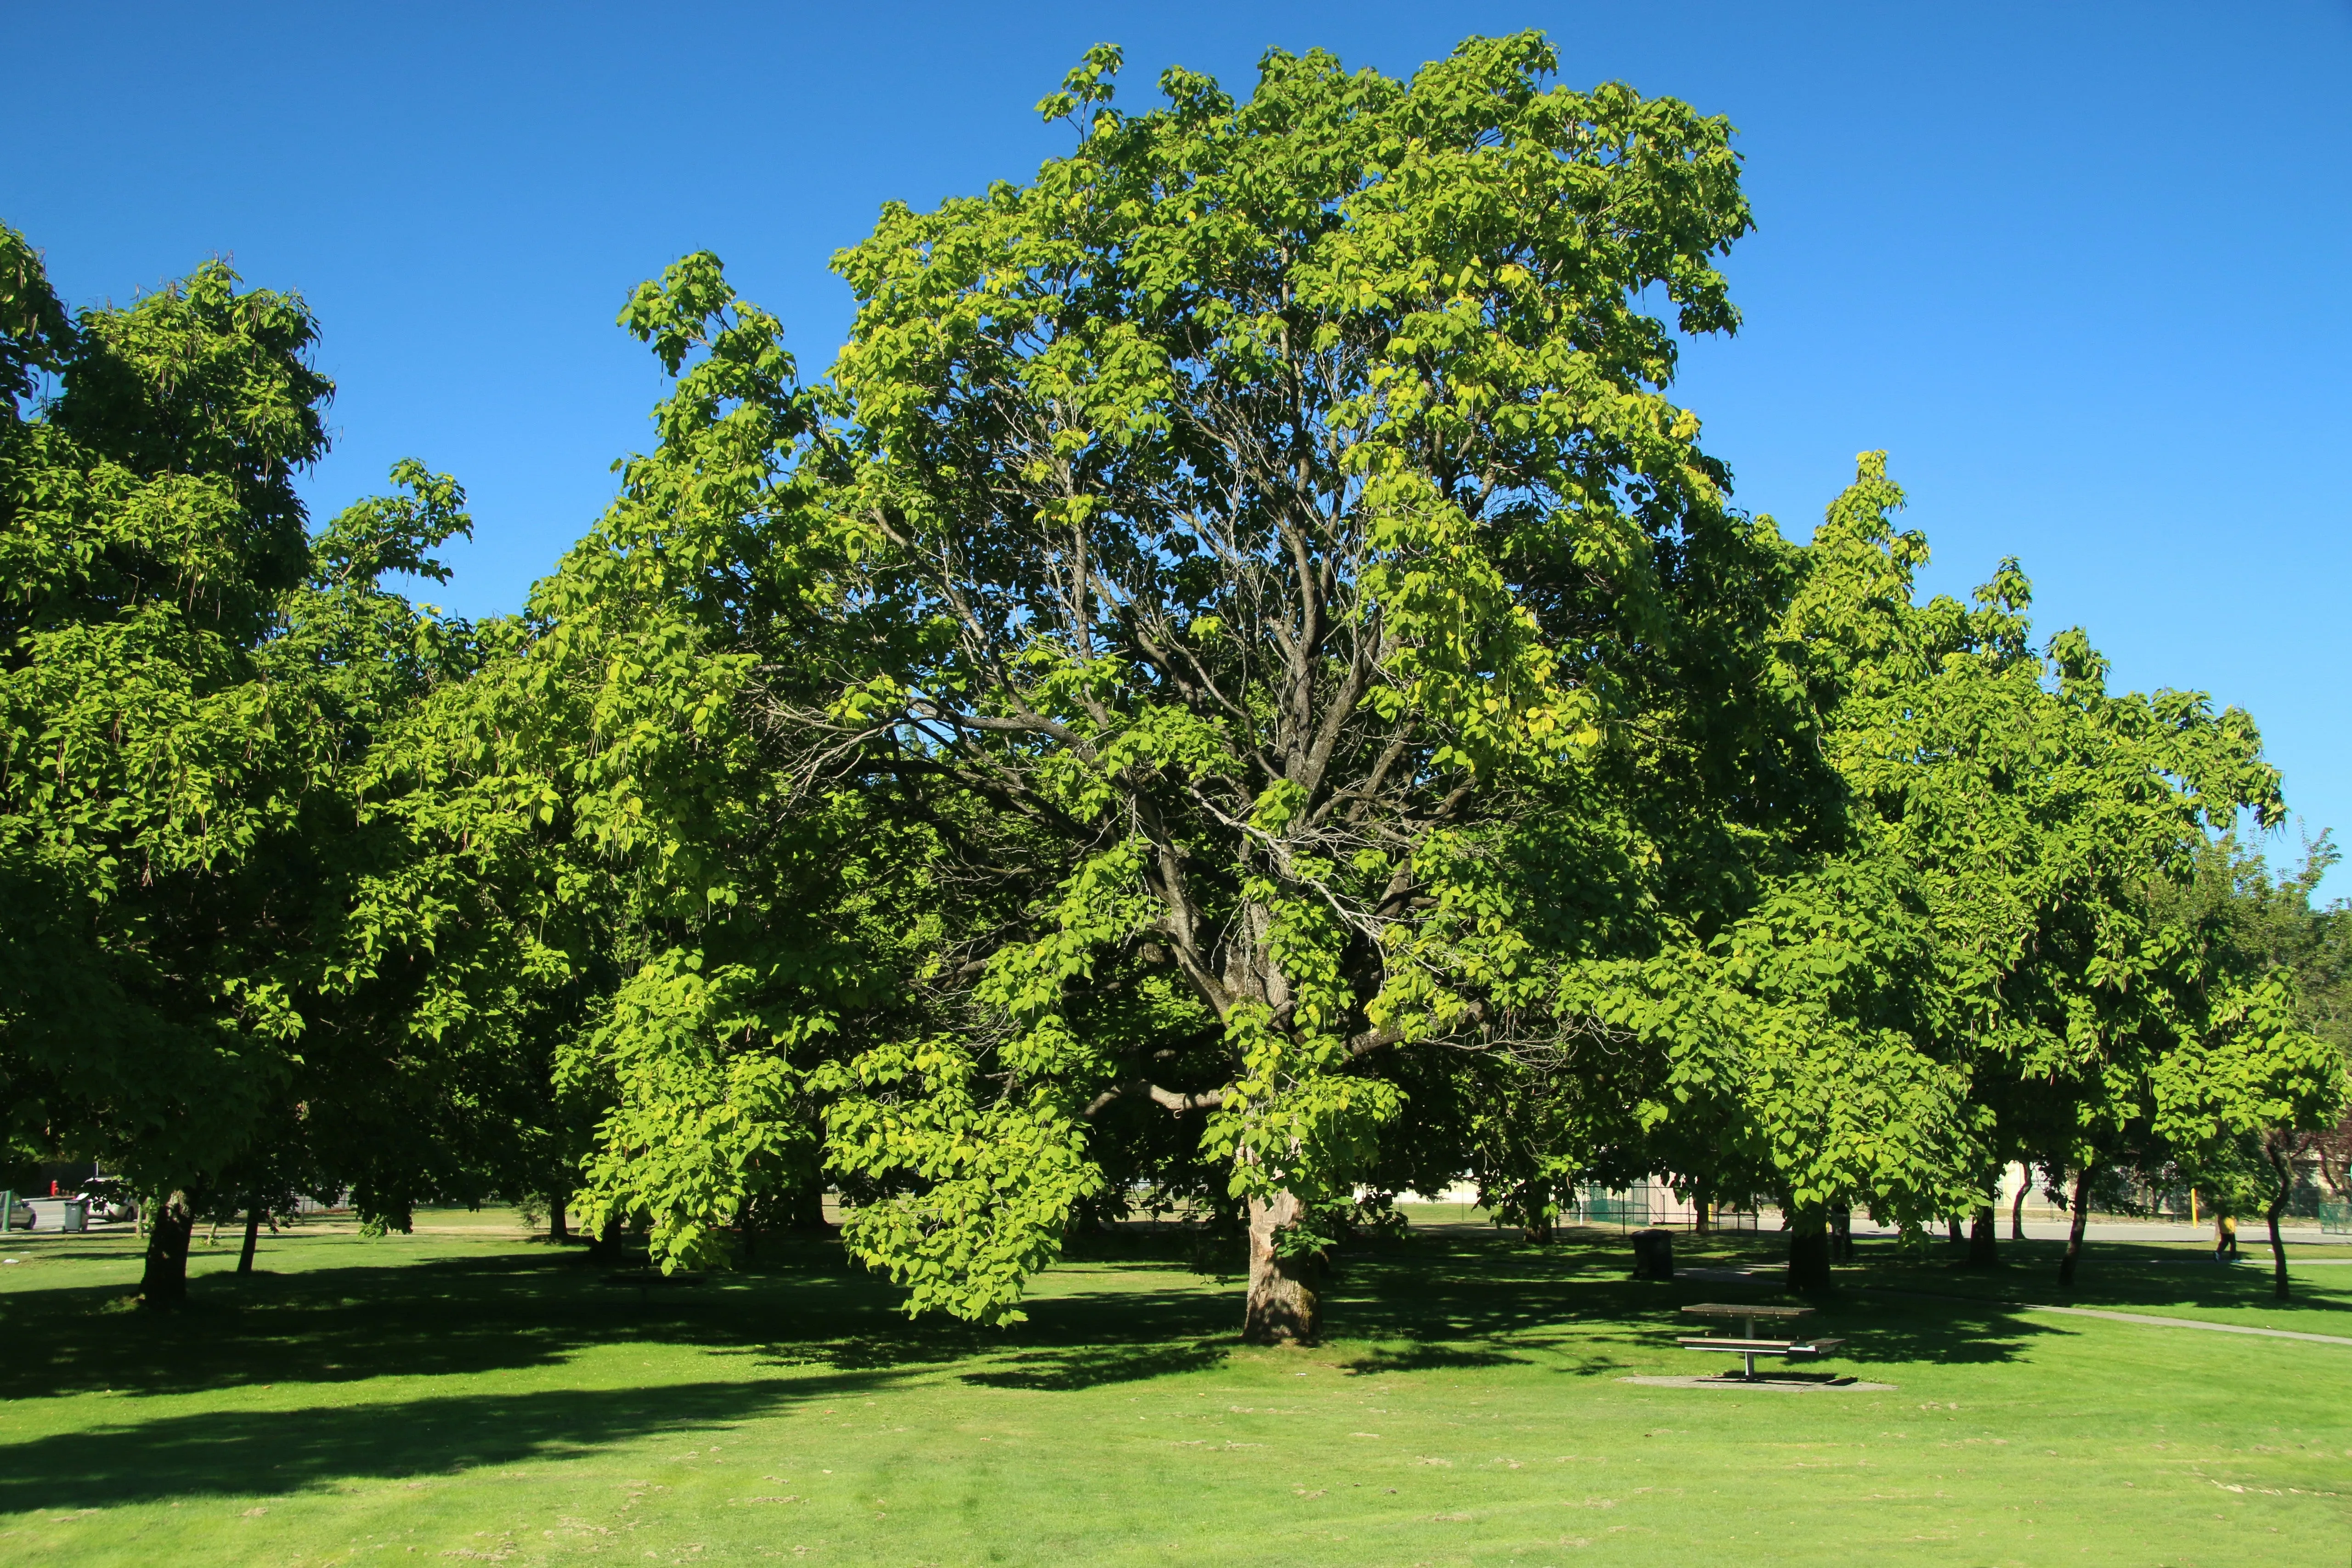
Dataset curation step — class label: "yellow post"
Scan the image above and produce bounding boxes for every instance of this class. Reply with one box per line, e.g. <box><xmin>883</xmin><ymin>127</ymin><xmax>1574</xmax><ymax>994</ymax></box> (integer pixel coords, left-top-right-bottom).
<box><xmin>2190</xmin><ymin>1189</ymin><xmax>2199</xmax><ymax>1225</ymax></box>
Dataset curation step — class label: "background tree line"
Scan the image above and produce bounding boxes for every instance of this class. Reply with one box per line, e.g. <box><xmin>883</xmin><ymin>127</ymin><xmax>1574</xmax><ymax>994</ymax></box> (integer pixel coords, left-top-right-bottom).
<box><xmin>2</xmin><ymin>32</ymin><xmax>2343</xmax><ymax>1328</ymax></box>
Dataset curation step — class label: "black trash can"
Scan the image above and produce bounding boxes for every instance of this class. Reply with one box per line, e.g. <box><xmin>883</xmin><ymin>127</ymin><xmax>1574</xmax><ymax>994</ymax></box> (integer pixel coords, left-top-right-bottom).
<box><xmin>1630</xmin><ymin>1227</ymin><xmax>1675</xmax><ymax>1280</ymax></box>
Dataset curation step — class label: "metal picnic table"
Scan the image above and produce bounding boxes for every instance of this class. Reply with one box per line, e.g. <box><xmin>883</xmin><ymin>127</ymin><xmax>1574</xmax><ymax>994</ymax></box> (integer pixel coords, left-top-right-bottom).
<box><xmin>1678</xmin><ymin>1302</ymin><xmax>1846</xmax><ymax>1381</ymax></box>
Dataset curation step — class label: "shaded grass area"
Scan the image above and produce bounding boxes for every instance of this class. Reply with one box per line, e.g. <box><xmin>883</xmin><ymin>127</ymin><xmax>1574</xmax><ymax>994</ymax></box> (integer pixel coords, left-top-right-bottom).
<box><xmin>1851</xmin><ymin>1231</ymin><xmax>2352</xmax><ymax>1336</ymax></box>
<box><xmin>0</xmin><ymin>1215</ymin><xmax>2345</xmax><ymax>1565</ymax></box>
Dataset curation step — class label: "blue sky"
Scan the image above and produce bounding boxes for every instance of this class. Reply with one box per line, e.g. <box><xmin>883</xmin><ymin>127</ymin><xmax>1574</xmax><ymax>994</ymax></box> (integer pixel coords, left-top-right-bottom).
<box><xmin>10</xmin><ymin>2</ymin><xmax>2351</xmax><ymax>883</ymax></box>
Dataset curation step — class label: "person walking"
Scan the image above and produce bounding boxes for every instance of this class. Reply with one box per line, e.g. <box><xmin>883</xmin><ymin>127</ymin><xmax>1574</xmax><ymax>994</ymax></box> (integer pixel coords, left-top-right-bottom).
<box><xmin>2215</xmin><ymin>1212</ymin><xmax>2239</xmax><ymax>1262</ymax></box>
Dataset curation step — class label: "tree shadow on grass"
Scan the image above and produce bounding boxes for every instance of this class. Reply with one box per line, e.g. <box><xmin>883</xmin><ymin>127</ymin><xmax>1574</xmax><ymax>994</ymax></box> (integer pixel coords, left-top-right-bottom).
<box><xmin>1867</xmin><ymin>1236</ymin><xmax>2352</xmax><ymax>1322</ymax></box>
<box><xmin>749</xmin><ymin>1283</ymin><xmax>1233</xmax><ymax>1381</ymax></box>
<box><xmin>0</xmin><ymin>1220</ymin><xmax>2086</xmax><ymax>1460</ymax></box>
<box><xmin>1492</xmin><ymin>1330</ymin><xmax>1653</xmax><ymax>1380</ymax></box>
<box><xmin>6</xmin><ymin>1233</ymin><xmax>1272</xmax><ymax>1415</ymax></box>
<box><xmin>961</xmin><ymin>1338</ymin><xmax>1231</xmax><ymax>1390</ymax></box>
<box><xmin>1818</xmin><ymin>1287</ymin><xmax>2062</xmax><ymax>1370</ymax></box>
<box><xmin>0</xmin><ymin>1376</ymin><xmax>872</xmax><ymax>1511</ymax></box>
<box><xmin>767</xmin><ymin>1267</ymin><xmax>1248</xmax><ymax>1393</ymax></box>
<box><xmin>0</xmin><ymin>1243</ymin><xmax>927</xmax><ymax>1405</ymax></box>
<box><xmin>1313</xmin><ymin>1228</ymin><xmax>2062</xmax><ymax>1377</ymax></box>
<box><xmin>1328</xmin><ymin>1232</ymin><xmax>1751</xmax><ymax>1354</ymax></box>
<box><xmin>1332</xmin><ymin>1342</ymin><xmax>1527</xmax><ymax>1375</ymax></box>
<box><xmin>1317</xmin><ymin>1233</ymin><xmax>1697</xmax><ymax>1378</ymax></box>
<box><xmin>0</xmin><ymin>1247</ymin><xmax>1261</xmax><ymax>1512</ymax></box>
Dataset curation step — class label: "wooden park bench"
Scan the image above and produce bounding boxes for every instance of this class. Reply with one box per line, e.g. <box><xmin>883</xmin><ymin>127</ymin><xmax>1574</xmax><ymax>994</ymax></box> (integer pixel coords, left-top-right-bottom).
<box><xmin>1678</xmin><ymin>1303</ymin><xmax>1847</xmax><ymax>1381</ymax></box>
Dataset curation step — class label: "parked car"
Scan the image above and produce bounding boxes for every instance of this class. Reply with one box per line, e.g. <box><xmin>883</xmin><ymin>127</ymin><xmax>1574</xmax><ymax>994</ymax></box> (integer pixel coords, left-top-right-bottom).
<box><xmin>76</xmin><ymin>1177</ymin><xmax>136</xmax><ymax>1223</ymax></box>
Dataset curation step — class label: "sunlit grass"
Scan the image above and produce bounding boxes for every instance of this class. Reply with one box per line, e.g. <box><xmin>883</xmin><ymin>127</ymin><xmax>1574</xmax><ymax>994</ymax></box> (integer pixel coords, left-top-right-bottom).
<box><xmin>0</xmin><ymin>1211</ymin><xmax>2345</xmax><ymax>1565</ymax></box>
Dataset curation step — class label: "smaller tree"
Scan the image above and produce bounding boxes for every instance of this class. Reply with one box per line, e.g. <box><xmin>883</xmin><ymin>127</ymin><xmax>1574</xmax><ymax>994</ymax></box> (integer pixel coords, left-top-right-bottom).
<box><xmin>2147</xmin><ymin>837</ymin><xmax>2351</xmax><ymax>1297</ymax></box>
<box><xmin>1783</xmin><ymin>453</ymin><xmax>2333</xmax><ymax>1290</ymax></box>
<box><xmin>0</xmin><ymin>223</ymin><xmax>531</xmax><ymax>1302</ymax></box>
<box><xmin>0</xmin><ymin>233</ymin><xmax>335</xmax><ymax>1304</ymax></box>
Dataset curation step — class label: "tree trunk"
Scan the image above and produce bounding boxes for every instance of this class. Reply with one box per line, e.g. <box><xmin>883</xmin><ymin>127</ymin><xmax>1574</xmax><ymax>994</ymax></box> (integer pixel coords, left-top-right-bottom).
<box><xmin>2265</xmin><ymin>1141</ymin><xmax>2293</xmax><ymax>1302</ymax></box>
<box><xmin>785</xmin><ymin>1177</ymin><xmax>835</xmax><ymax>1234</ymax></box>
<box><xmin>1692</xmin><ymin>1192</ymin><xmax>1711</xmax><ymax>1236</ymax></box>
<box><xmin>2057</xmin><ymin>1165</ymin><xmax>2094</xmax><ymax>1288</ymax></box>
<box><xmin>1968</xmin><ymin>1205</ymin><xmax>1997</xmax><ymax>1268</ymax></box>
<box><xmin>1946</xmin><ymin>1216</ymin><xmax>1963</xmax><ymax>1245</ymax></box>
<box><xmin>548</xmin><ymin>1198</ymin><xmax>568</xmax><ymax>1244</ymax></box>
<box><xmin>237</xmin><ymin>1200</ymin><xmax>261</xmax><ymax>1274</ymax></box>
<box><xmin>1787</xmin><ymin>1206</ymin><xmax>1831</xmax><ymax>1293</ymax></box>
<box><xmin>1243</xmin><ymin>1190</ymin><xmax>1319</xmax><ymax>1344</ymax></box>
<box><xmin>141</xmin><ymin>1188</ymin><xmax>198</xmax><ymax>1308</ymax></box>
<box><xmin>2010</xmin><ymin>1172</ymin><xmax>2028</xmax><ymax>1240</ymax></box>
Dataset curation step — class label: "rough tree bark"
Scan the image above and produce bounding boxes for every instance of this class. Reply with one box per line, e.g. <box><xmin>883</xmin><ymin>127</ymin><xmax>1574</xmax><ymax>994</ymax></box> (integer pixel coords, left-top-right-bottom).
<box><xmin>1243</xmin><ymin>1190</ymin><xmax>1319</xmax><ymax>1344</ymax></box>
<box><xmin>2057</xmin><ymin>1165</ymin><xmax>2095</xmax><ymax>1288</ymax></box>
<box><xmin>1787</xmin><ymin>1206</ymin><xmax>1831</xmax><ymax>1293</ymax></box>
<box><xmin>2010</xmin><ymin>1172</ymin><xmax>2029</xmax><ymax>1240</ymax></box>
<box><xmin>784</xmin><ymin>1177</ymin><xmax>835</xmax><ymax>1234</ymax></box>
<box><xmin>739</xmin><ymin>1195</ymin><xmax>763</xmax><ymax>1263</ymax></box>
<box><xmin>2265</xmin><ymin>1139</ymin><xmax>2293</xmax><ymax>1302</ymax></box>
<box><xmin>237</xmin><ymin>1199</ymin><xmax>261</xmax><ymax>1274</ymax></box>
<box><xmin>1967</xmin><ymin>1204</ymin><xmax>1998</xmax><ymax>1268</ymax></box>
<box><xmin>140</xmin><ymin>1188</ymin><xmax>198</xmax><ymax>1308</ymax></box>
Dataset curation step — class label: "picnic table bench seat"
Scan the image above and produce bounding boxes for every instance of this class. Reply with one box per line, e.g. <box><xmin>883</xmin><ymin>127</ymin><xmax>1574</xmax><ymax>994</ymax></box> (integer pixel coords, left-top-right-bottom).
<box><xmin>1675</xmin><ymin>1336</ymin><xmax>1847</xmax><ymax>1356</ymax></box>
<box><xmin>1677</xmin><ymin>1303</ymin><xmax>1846</xmax><ymax>1381</ymax></box>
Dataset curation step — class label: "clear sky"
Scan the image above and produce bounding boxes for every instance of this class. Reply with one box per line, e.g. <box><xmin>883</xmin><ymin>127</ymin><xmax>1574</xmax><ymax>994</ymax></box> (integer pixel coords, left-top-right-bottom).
<box><xmin>10</xmin><ymin>2</ymin><xmax>2350</xmax><ymax>884</ymax></box>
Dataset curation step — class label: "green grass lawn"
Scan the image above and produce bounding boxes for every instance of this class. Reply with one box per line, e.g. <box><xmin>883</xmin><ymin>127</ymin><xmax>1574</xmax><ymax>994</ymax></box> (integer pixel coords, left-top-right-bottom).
<box><xmin>1</xmin><ymin>1213</ymin><xmax>2346</xmax><ymax>1567</ymax></box>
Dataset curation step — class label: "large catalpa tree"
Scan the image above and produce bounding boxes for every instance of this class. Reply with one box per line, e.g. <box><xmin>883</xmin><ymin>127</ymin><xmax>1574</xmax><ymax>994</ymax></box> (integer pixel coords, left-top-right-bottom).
<box><xmin>816</xmin><ymin>38</ymin><xmax>1855</xmax><ymax>1342</ymax></box>
<box><xmin>557</xmin><ymin>33</ymin><xmax>1878</xmax><ymax>1342</ymax></box>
